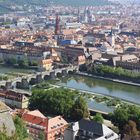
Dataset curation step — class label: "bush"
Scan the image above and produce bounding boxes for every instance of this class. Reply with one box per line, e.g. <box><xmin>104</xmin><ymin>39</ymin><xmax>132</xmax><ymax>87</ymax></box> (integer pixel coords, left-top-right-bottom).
<box><xmin>91</xmin><ymin>113</ymin><xmax>104</xmax><ymax>124</ymax></box>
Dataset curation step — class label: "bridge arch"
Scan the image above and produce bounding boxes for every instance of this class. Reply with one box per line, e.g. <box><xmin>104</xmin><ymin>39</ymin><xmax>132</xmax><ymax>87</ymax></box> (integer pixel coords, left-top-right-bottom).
<box><xmin>56</xmin><ymin>72</ymin><xmax>62</xmax><ymax>78</ymax></box>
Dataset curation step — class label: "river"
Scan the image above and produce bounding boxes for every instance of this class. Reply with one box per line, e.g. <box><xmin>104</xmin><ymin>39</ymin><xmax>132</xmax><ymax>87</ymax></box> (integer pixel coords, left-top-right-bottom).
<box><xmin>0</xmin><ymin>65</ymin><xmax>140</xmax><ymax>113</ymax></box>
<box><xmin>0</xmin><ymin>65</ymin><xmax>35</xmax><ymax>75</ymax></box>
<box><xmin>57</xmin><ymin>75</ymin><xmax>140</xmax><ymax>105</ymax></box>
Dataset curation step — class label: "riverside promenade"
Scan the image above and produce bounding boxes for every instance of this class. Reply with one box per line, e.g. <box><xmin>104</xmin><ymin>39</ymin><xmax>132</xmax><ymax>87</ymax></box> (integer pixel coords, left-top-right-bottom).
<box><xmin>76</xmin><ymin>72</ymin><xmax>140</xmax><ymax>87</ymax></box>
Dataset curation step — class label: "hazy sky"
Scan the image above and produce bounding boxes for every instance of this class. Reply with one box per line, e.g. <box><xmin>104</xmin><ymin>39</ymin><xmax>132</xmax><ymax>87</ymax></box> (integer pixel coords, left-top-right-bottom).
<box><xmin>110</xmin><ymin>0</ymin><xmax>139</xmax><ymax>4</ymax></box>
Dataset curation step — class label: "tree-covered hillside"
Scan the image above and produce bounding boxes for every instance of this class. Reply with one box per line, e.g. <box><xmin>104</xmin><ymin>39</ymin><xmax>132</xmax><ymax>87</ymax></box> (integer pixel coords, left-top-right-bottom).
<box><xmin>0</xmin><ymin>0</ymin><xmax>112</xmax><ymax>6</ymax></box>
<box><xmin>49</xmin><ymin>0</ymin><xmax>111</xmax><ymax>6</ymax></box>
<box><xmin>0</xmin><ymin>0</ymin><xmax>112</xmax><ymax>13</ymax></box>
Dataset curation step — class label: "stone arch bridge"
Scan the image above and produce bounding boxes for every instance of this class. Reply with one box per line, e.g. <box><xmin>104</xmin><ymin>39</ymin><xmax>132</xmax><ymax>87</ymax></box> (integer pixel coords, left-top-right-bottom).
<box><xmin>2</xmin><ymin>66</ymin><xmax>79</xmax><ymax>89</ymax></box>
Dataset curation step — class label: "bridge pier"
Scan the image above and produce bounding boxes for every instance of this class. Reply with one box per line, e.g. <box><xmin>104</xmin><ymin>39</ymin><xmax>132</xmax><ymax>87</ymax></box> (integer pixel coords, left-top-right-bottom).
<box><xmin>36</xmin><ymin>74</ymin><xmax>43</xmax><ymax>83</ymax></box>
<box><xmin>16</xmin><ymin>81</ymin><xmax>21</xmax><ymax>89</ymax></box>
<box><xmin>44</xmin><ymin>75</ymin><xmax>50</xmax><ymax>80</ymax></box>
<box><xmin>29</xmin><ymin>78</ymin><xmax>37</xmax><ymax>85</ymax></box>
<box><xmin>5</xmin><ymin>81</ymin><xmax>12</xmax><ymax>89</ymax></box>
<box><xmin>2</xmin><ymin>66</ymin><xmax>79</xmax><ymax>89</ymax></box>
<box><xmin>21</xmin><ymin>78</ymin><xmax>29</xmax><ymax>89</ymax></box>
<box><xmin>50</xmin><ymin>72</ymin><xmax>56</xmax><ymax>80</ymax></box>
<box><xmin>62</xmin><ymin>70</ymin><xmax>67</xmax><ymax>77</ymax></box>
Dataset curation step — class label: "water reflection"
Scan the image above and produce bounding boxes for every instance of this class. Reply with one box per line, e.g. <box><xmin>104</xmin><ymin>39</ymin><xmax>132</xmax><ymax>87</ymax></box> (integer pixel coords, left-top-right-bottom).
<box><xmin>58</xmin><ymin>75</ymin><xmax>140</xmax><ymax>105</ymax></box>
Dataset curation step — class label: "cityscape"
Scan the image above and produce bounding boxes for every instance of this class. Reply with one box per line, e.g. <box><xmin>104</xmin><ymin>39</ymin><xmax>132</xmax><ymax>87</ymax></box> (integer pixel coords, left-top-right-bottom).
<box><xmin>0</xmin><ymin>0</ymin><xmax>140</xmax><ymax>140</ymax></box>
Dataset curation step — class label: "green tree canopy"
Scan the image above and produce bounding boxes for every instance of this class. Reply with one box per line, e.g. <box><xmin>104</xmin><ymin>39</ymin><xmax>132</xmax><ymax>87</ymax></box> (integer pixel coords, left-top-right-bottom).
<box><xmin>0</xmin><ymin>116</ymin><xmax>29</xmax><ymax>140</ymax></box>
<box><xmin>38</xmin><ymin>131</ymin><xmax>45</xmax><ymax>140</ymax></box>
<box><xmin>29</xmin><ymin>88</ymin><xmax>89</xmax><ymax>120</ymax></box>
<box><xmin>110</xmin><ymin>105</ymin><xmax>140</xmax><ymax>133</ymax></box>
<box><xmin>14</xmin><ymin>116</ymin><xmax>28</xmax><ymax>140</ymax></box>
<box><xmin>71</xmin><ymin>96</ymin><xmax>89</xmax><ymax>120</ymax></box>
<box><xmin>91</xmin><ymin>113</ymin><xmax>104</xmax><ymax>124</ymax></box>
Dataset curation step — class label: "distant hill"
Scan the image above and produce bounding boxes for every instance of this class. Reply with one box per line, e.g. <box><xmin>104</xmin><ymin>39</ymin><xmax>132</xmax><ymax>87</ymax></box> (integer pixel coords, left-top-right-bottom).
<box><xmin>48</xmin><ymin>0</ymin><xmax>112</xmax><ymax>6</ymax></box>
<box><xmin>0</xmin><ymin>0</ymin><xmax>113</xmax><ymax>13</ymax></box>
<box><xmin>110</xmin><ymin>0</ymin><xmax>140</xmax><ymax>4</ymax></box>
<box><xmin>0</xmin><ymin>0</ymin><xmax>112</xmax><ymax>6</ymax></box>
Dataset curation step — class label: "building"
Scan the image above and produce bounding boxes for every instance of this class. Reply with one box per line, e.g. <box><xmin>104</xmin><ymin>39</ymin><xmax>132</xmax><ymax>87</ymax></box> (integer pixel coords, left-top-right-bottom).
<box><xmin>0</xmin><ymin>47</ymin><xmax>52</xmax><ymax>69</ymax></box>
<box><xmin>107</xmin><ymin>31</ymin><xmax>116</xmax><ymax>48</ymax></box>
<box><xmin>77</xmin><ymin>55</ymin><xmax>86</xmax><ymax>65</ymax></box>
<box><xmin>47</xmin><ymin>115</ymin><xmax>68</xmax><ymax>140</ymax></box>
<box><xmin>60</xmin><ymin>40</ymin><xmax>77</xmax><ymax>46</ymax></box>
<box><xmin>22</xmin><ymin>110</ymin><xmax>48</xmax><ymax>140</ymax></box>
<box><xmin>0</xmin><ymin>89</ymin><xmax>29</xmax><ymax>109</ymax></box>
<box><xmin>108</xmin><ymin>54</ymin><xmax>140</xmax><ymax>70</ymax></box>
<box><xmin>64</xmin><ymin>119</ymin><xmax>120</xmax><ymax>140</ymax></box>
<box><xmin>39</xmin><ymin>59</ymin><xmax>53</xmax><ymax>71</ymax></box>
<box><xmin>65</xmin><ymin>22</ymin><xmax>82</xmax><ymax>29</ymax></box>
<box><xmin>22</xmin><ymin>110</ymin><xmax>68</xmax><ymax>140</ymax></box>
<box><xmin>99</xmin><ymin>42</ymin><xmax>115</xmax><ymax>52</ymax></box>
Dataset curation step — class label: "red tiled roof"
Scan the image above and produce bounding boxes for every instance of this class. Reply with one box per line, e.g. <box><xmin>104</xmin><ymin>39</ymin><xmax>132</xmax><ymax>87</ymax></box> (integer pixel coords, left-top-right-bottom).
<box><xmin>48</xmin><ymin>116</ymin><xmax>68</xmax><ymax>132</ymax></box>
<box><xmin>22</xmin><ymin>110</ymin><xmax>68</xmax><ymax>136</ymax></box>
<box><xmin>22</xmin><ymin>113</ymin><xmax>48</xmax><ymax>128</ymax></box>
<box><xmin>27</xmin><ymin>110</ymin><xmax>46</xmax><ymax>118</ymax></box>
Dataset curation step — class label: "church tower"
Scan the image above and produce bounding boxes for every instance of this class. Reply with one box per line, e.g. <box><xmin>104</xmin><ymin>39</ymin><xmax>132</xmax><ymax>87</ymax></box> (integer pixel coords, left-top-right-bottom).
<box><xmin>55</xmin><ymin>14</ymin><xmax>60</xmax><ymax>35</ymax></box>
<box><xmin>109</xmin><ymin>29</ymin><xmax>115</xmax><ymax>48</ymax></box>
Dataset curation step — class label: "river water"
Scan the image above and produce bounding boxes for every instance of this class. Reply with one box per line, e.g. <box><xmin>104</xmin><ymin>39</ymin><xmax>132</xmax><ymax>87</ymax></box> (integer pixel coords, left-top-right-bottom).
<box><xmin>0</xmin><ymin>65</ymin><xmax>35</xmax><ymax>74</ymax></box>
<box><xmin>57</xmin><ymin>75</ymin><xmax>140</xmax><ymax>105</ymax></box>
<box><xmin>0</xmin><ymin>65</ymin><xmax>140</xmax><ymax>113</ymax></box>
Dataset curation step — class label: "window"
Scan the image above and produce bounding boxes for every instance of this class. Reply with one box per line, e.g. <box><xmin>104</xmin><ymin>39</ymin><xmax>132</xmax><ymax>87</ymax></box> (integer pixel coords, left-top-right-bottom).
<box><xmin>105</xmin><ymin>133</ymin><xmax>114</xmax><ymax>139</ymax></box>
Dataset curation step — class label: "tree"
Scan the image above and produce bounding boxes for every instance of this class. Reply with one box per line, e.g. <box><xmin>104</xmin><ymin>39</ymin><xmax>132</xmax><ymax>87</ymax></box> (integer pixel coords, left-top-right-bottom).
<box><xmin>38</xmin><ymin>131</ymin><xmax>45</xmax><ymax>140</ymax></box>
<box><xmin>91</xmin><ymin>113</ymin><xmax>104</xmax><ymax>124</ymax></box>
<box><xmin>17</xmin><ymin>59</ymin><xmax>28</xmax><ymax>68</ymax></box>
<box><xmin>71</xmin><ymin>96</ymin><xmax>89</xmax><ymax>120</ymax></box>
<box><xmin>5</xmin><ymin>58</ymin><xmax>16</xmax><ymax>65</ymax></box>
<box><xmin>110</xmin><ymin>104</ymin><xmax>140</xmax><ymax>133</ymax></box>
<box><xmin>0</xmin><ymin>122</ymin><xmax>18</xmax><ymax>140</ymax></box>
<box><xmin>34</xmin><ymin>82</ymin><xmax>50</xmax><ymax>89</ymax></box>
<box><xmin>79</xmin><ymin>64</ymin><xmax>87</xmax><ymax>72</ymax></box>
<box><xmin>28</xmin><ymin>61</ymin><xmax>38</xmax><ymax>66</ymax></box>
<box><xmin>110</xmin><ymin>106</ymin><xmax>129</xmax><ymax>130</ymax></box>
<box><xmin>88</xmin><ymin>64</ymin><xmax>140</xmax><ymax>81</ymax></box>
<box><xmin>29</xmin><ymin>88</ymin><xmax>89</xmax><ymax>120</ymax></box>
<box><xmin>123</xmin><ymin>120</ymin><xmax>139</xmax><ymax>136</ymax></box>
<box><xmin>14</xmin><ymin>116</ymin><xmax>28</xmax><ymax>140</ymax></box>
<box><xmin>0</xmin><ymin>116</ymin><xmax>30</xmax><ymax>140</ymax></box>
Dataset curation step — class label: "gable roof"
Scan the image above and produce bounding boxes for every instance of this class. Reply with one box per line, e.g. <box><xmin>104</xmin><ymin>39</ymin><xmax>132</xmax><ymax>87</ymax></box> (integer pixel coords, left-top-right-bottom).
<box><xmin>22</xmin><ymin>112</ymin><xmax>48</xmax><ymax>129</ymax></box>
<box><xmin>78</xmin><ymin>119</ymin><xmax>103</xmax><ymax>137</ymax></box>
<box><xmin>27</xmin><ymin>110</ymin><xmax>46</xmax><ymax>118</ymax></box>
<box><xmin>22</xmin><ymin>110</ymin><xmax>68</xmax><ymax>133</ymax></box>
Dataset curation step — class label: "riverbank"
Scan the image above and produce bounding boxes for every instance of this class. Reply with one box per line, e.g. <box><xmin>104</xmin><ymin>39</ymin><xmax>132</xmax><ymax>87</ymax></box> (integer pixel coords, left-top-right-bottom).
<box><xmin>76</xmin><ymin>72</ymin><xmax>140</xmax><ymax>87</ymax></box>
<box><xmin>49</xmin><ymin>84</ymin><xmax>115</xmax><ymax>114</ymax></box>
<box><xmin>55</xmin><ymin>74</ymin><xmax>140</xmax><ymax>105</ymax></box>
<box><xmin>53</xmin><ymin>83</ymin><xmax>140</xmax><ymax>106</ymax></box>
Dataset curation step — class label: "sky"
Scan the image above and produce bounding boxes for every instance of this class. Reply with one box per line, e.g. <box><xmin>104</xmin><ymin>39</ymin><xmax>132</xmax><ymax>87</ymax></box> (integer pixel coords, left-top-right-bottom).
<box><xmin>110</xmin><ymin>0</ymin><xmax>140</xmax><ymax>4</ymax></box>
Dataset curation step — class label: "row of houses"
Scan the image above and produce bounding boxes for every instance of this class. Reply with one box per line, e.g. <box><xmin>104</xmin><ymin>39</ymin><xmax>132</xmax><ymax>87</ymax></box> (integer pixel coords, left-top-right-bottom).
<box><xmin>96</xmin><ymin>53</ymin><xmax>140</xmax><ymax>71</ymax></box>
<box><xmin>15</xmin><ymin>109</ymin><xmax>120</xmax><ymax>140</ymax></box>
